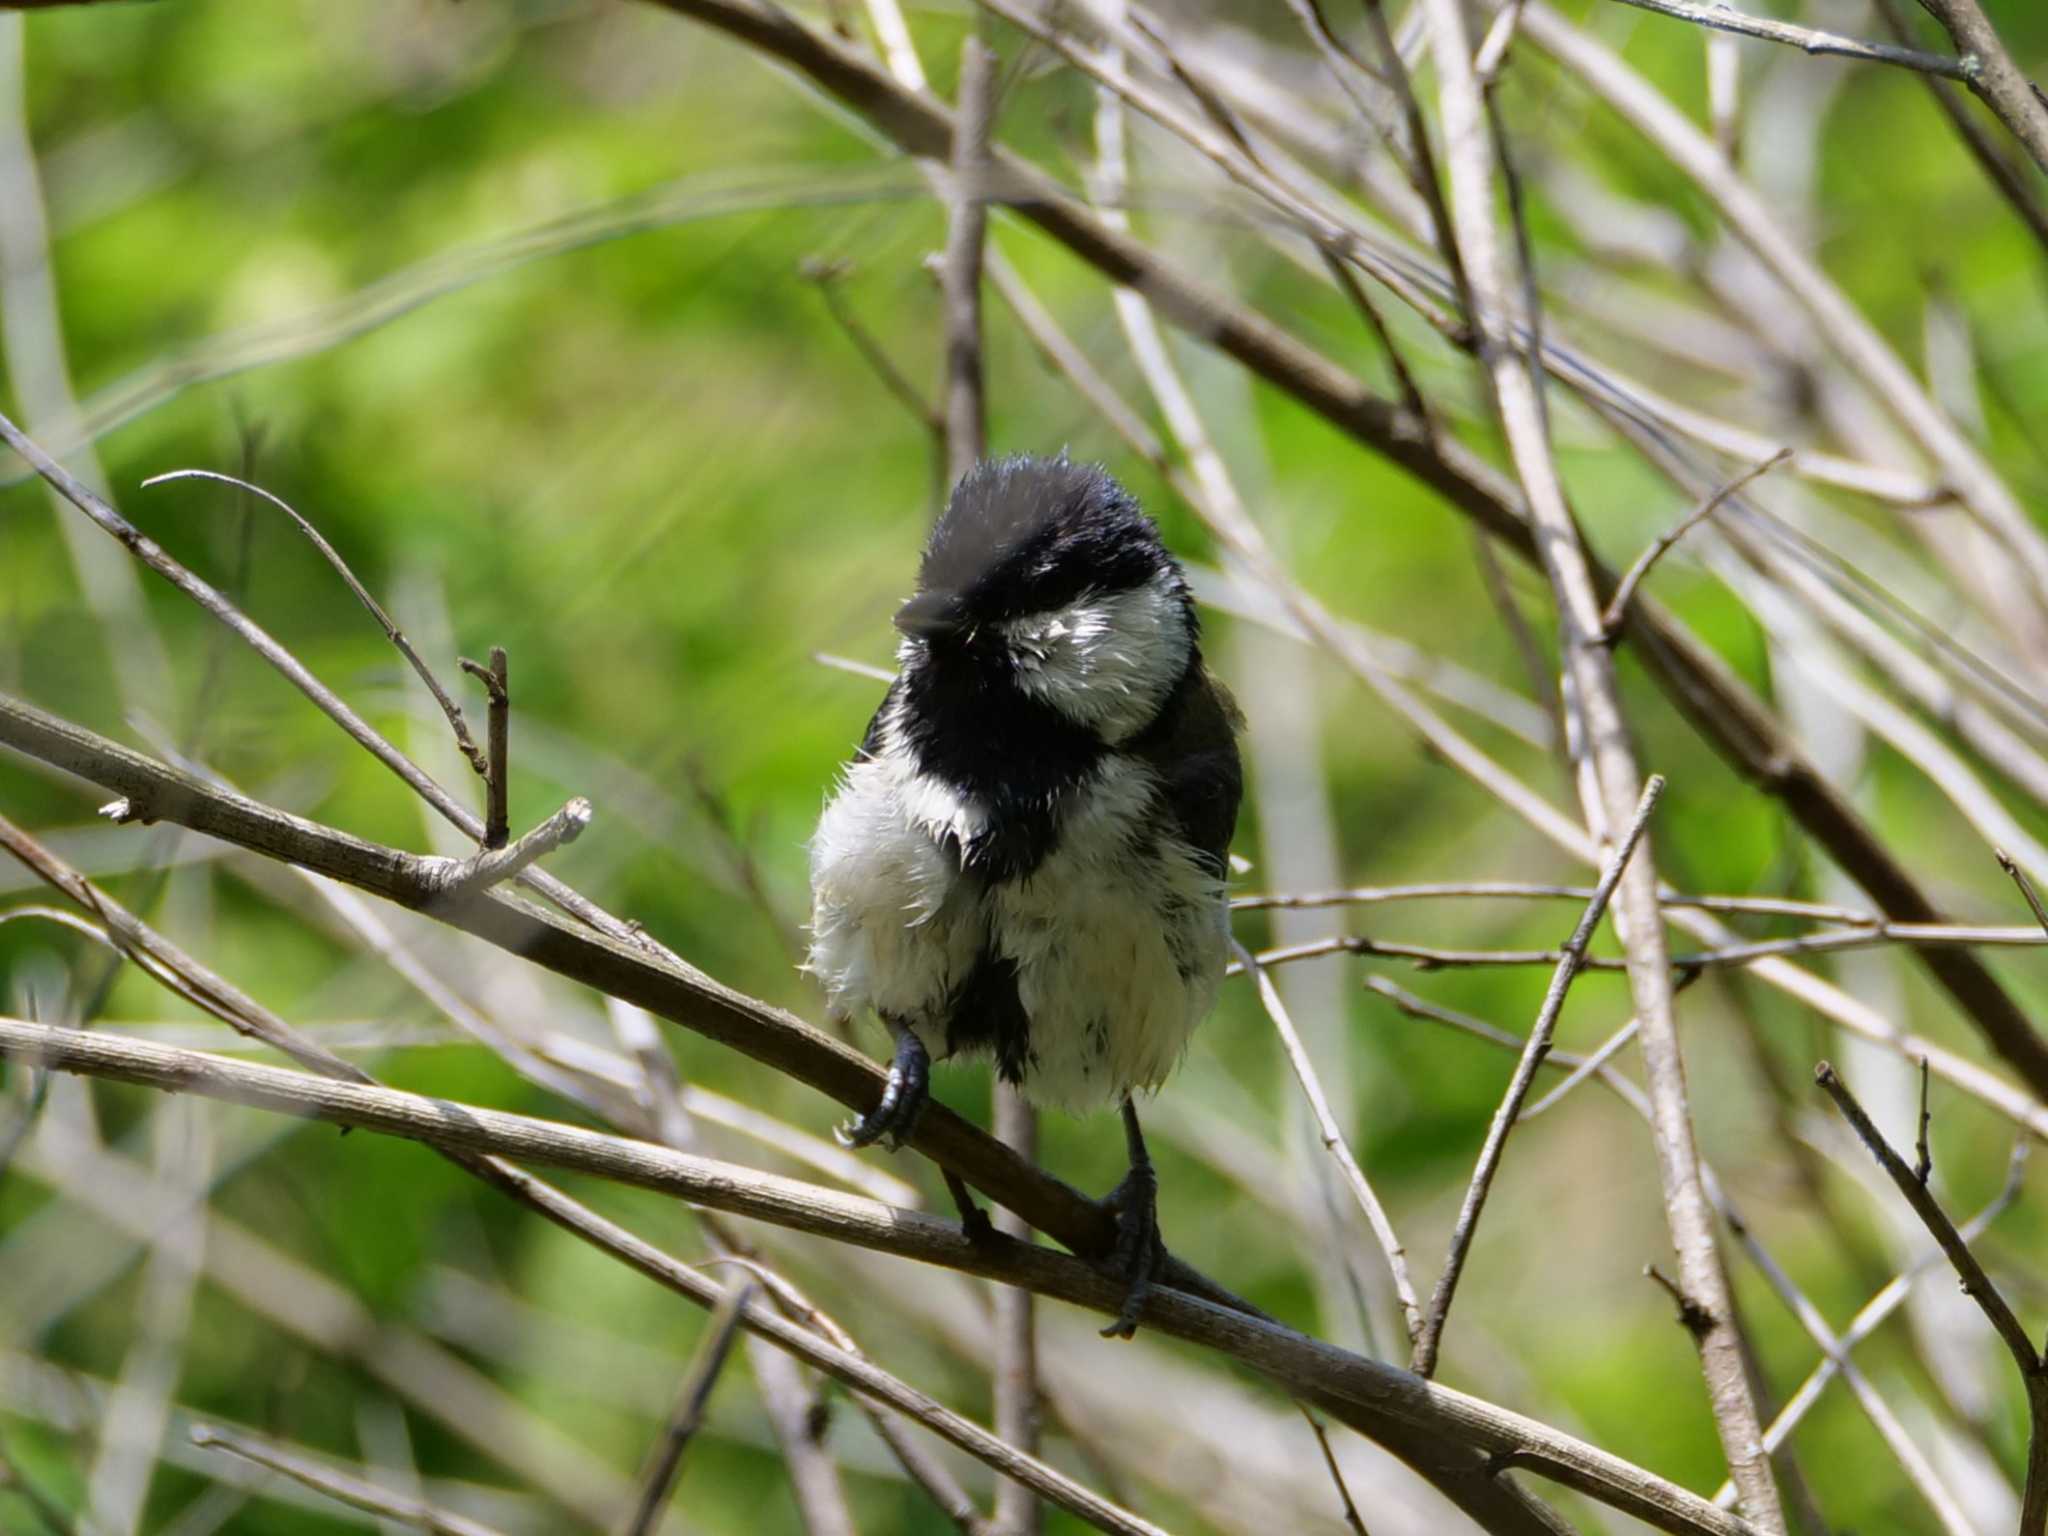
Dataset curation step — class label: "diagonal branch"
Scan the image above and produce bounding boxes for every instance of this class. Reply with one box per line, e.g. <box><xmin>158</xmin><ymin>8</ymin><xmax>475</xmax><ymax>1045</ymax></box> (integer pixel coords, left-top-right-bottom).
<box><xmin>1815</xmin><ymin>1059</ymin><xmax>2048</xmax><ymax>1532</ymax></box>
<box><xmin>1411</xmin><ymin>776</ymin><xmax>1663</xmax><ymax>1377</ymax></box>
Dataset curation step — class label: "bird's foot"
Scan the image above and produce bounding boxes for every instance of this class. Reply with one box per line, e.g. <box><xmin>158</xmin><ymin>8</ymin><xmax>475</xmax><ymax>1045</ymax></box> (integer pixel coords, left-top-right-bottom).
<box><xmin>1097</xmin><ymin>1161</ymin><xmax>1165</xmax><ymax>1340</ymax></box>
<box><xmin>836</xmin><ymin>1026</ymin><xmax>930</xmax><ymax>1151</ymax></box>
<box><xmin>943</xmin><ymin>1169</ymin><xmax>998</xmax><ymax>1245</ymax></box>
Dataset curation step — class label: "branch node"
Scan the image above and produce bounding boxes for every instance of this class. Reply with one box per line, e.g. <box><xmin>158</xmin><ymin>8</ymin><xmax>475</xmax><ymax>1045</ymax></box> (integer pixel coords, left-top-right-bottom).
<box><xmin>1644</xmin><ymin>1264</ymin><xmax>1715</xmax><ymax>1342</ymax></box>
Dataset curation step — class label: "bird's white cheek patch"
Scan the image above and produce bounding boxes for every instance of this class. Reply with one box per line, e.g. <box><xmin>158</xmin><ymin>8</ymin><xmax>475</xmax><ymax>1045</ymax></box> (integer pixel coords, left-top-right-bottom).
<box><xmin>1004</xmin><ymin>570</ymin><xmax>1190</xmax><ymax>743</ymax></box>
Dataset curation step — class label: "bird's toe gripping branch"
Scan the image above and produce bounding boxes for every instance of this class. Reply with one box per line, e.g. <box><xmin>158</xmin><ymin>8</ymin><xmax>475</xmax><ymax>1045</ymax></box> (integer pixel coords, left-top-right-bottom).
<box><xmin>1099</xmin><ymin>1099</ymin><xmax>1166</xmax><ymax>1339</ymax></box>
<box><xmin>837</xmin><ymin>1025</ymin><xmax>931</xmax><ymax>1151</ymax></box>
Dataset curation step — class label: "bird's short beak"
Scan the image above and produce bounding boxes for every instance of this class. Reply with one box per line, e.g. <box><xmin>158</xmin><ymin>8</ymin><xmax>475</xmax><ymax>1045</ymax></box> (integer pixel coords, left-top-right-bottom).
<box><xmin>894</xmin><ymin>590</ymin><xmax>966</xmax><ymax>641</ymax></box>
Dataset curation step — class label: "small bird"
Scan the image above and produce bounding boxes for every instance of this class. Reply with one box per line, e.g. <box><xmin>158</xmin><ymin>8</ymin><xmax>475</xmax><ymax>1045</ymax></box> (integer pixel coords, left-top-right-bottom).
<box><xmin>808</xmin><ymin>453</ymin><xmax>1243</xmax><ymax>1336</ymax></box>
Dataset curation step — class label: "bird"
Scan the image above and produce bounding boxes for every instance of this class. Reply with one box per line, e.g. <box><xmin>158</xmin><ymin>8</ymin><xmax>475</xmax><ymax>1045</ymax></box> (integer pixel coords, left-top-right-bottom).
<box><xmin>806</xmin><ymin>452</ymin><xmax>1243</xmax><ymax>1337</ymax></box>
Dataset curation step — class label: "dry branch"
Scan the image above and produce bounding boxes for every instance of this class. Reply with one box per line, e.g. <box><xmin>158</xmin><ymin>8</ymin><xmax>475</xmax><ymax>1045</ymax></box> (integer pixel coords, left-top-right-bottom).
<box><xmin>1601</xmin><ymin>0</ymin><xmax>1971</xmax><ymax>79</ymax></box>
<box><xmin>192</xmin><ymin>1426</ymin><xmax>510</xmax><ymax>1536</ymax></box>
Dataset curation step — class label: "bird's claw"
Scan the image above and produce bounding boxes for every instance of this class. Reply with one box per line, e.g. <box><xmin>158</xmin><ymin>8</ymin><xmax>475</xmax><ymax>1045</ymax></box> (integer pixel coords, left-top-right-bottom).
<box><xmin>1098</xmin><ymin>1163</ymin><xmax>1164</xmax><ymax>1340</ymax></box>
<box><xmin>836</xmin><ymin>1027</ymin><xmax>931</xmax><ymax>1151</ymax></box>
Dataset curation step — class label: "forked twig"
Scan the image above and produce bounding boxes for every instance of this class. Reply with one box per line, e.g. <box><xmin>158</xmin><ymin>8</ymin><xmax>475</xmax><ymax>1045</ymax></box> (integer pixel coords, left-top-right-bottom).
<box><xmin>1815</xmin><ymin>1060</ymin><xmax>2048</xmax><ymax>1528</ymax></box>
<box><xmin>1600</xmin><ymin>448</ymin><xmax>1794</xmax><ymax>639</ymax></box>
<box><xmin>141</xmin><ymin>468</ymin><xmax>490</xmax><ymax>782</ymax></box>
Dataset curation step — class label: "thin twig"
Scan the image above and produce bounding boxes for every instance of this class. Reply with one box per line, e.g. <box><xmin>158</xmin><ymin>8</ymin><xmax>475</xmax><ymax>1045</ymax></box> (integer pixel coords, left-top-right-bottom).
<box><xmin>1233</xmin><ymin>939</ymin><xmax>1422</xmax><ymax>1346</ymax></box>
<box><xmin>192</xmin><ymin>1425</ymin><xmax>510</xmax><ymax>1536</ymax></box>
<box><xmin>1914</xmin><ymin>1058</ymin><xmax>1933</xmax><ymax>1186</ymax></box>
<box><xmin>457</xmin><ymin>647</ymin><xmax>510</xmax><ymax>850</ymax></box>
<box><xmin>1714</xmin><ymin>1186</ymin><xmax>1979</xmax><ymax>1536</ymax></box>
<box><xmin>1297</xmin><ymin>1405</ymin><xmax>1372</xmax><ymax>1536</ymax></box>
<box><xmin>429</xmin><ymin>798</ymin><xmax>591</xmax><ymax>902</ymax></box>
<box><xmin>1814</xmin><ymin>1060</ymin><xmax>2048</xmax><ymax>1529</ymax></box>
<box><xmin>1410</xmin><ymin>776</ymin><xmax>1663</xmax><ymax>1377</ymax></box>
<box><xmin>1909</xmin><ymin>0</ymin><xmax>2048</xmax><ymax>178</ymax></box>
<box><xmin>1600</xmin><ymin>449</ymin><xmax>1793</xmax><ymax>639</ymax></box>
<box><xmin>1999</xmin><ymin>846</ymin><xmax>2048</xmax><ymax>934</ymax></box>
<box><xmin>623</xmin><ymin>1281</ymin><xmax>755</xmax><ymax>1536</ymax></box>
<box><xmin>140</xmin><ymin>468</ymin><xmax>491</xmax><ymax>782</ymax></box>
<box><xmin>801</xmin><ymin>259</ymin><xmax>946</xmax><ymax>440</ymax></box>
<box><xmin>1870</xmin><ymin>0</ymin><xmax>2048</xmax><ymax>260</ymax></box>
<box><xmin>1711</xmin><ymin>1144</ymin><xmax>2028</xmax><ymax>1506</ymax></box>
<box><xmin>1600</xmin><ymin>0</ymin><xmax>1972</xmax><ymax>79</ymax></box>
<box><xmin>1234</xmin><ymin>880</ymin><xmax>1880</xmax><ymax>925</ymax></box>
<box><xmin>942</xmin><ymin>34</ymin><xmax>995</xmax><ymax>487</ymax></box>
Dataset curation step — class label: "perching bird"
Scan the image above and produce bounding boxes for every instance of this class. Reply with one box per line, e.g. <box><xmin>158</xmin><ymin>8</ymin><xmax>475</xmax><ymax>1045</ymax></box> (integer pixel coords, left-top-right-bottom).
<box><xmin>807</xmin><ymin>453</ymin><xmax>1243</xmax><ymax>1336</ymax></box>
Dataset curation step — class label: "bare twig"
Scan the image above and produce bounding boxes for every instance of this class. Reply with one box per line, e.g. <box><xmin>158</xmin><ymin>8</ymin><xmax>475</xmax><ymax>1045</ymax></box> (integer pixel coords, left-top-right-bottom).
<box><xmin>1298</xmin><ymin>1406</ymin><xmax>1372</xmax><ymax>1536</ymax></box>
<box><xmin>622</xmin><ymin>1282</ymin><xmax>754</xmax><ymax>1536</ymax></box>
<box><xmin>1233</xmin><ymin>939</ymin><xmax>1422</xmax><ymax>1347</ymax></box>
<box><xmin>1815</xmin><ymin>1060</ymin><xmax>2048</xmax><ymax>1529</ymax></box>
<box><xmin>991</xmin><ymin>1086</ymin><xmax>1041</xmax><ymax>1536</ymax></box>
<box><xmin>2000</xmin><ymin>846</ymin><xmax>2048</xmax><ymax>935</ymax></box>
<box><xmin>192</xmin><ymin>1426</ymin><xmax>509</xmax><ymax>1536</ymax></box>
<box><xmin>942</xmin><ymin>35</ymin><xmax>995</xmax><ymax>487</ymax></box>
<box><xmin>1600</xmin><ymin>449</ymin><xmax>1792</xmax><ymax>639</ymax></box>
<box><xmin>1601</xmin><ymin>0</ymin><xmax>1972</xmax><ymax>79</ymax></box>
<box><xmin>1712</xmin><ymin>1144</ymin><xmax>2028</xmax><ymax>1506</ymax></box>
<box><xmin>1914</xmin><ymin>1058</ymin><xmax>1933</xmax><ymax>1186</ymax></box>
<box><xmin>1714</xmin><ymin>1187</ymin><xmax>1978</xmax><ymax>1536</ymax></box>
<box><xmin>429</xmin><ymin>797</ymin><xmax>591</xmax><ymax>901</ymax></box>
<box><xmin>1411</xmin><ymin>776</ymin><xmax>1664</xmax><ymax>1377</ymax></box>
<box><xmin>1235</xmin><ymin>880</ymin><xmax>1879</xmax><ymax>925</ymax></box>
<box><xmin>801</xmin><ymin>260</ymin><xmax>946</xmax><ymax>440</ymax></box>
<box><xmin>457</xmin><ymin>647</ymin><xmax>510</xmax><ymax>850</ymax></box>
<box><xmin>140</xmin><ymin>468</ymin><xmax>490</xmax><ymax>782</ymax></box>
<box><xmin>0</xmin><ymin>407</ymin><xmax>653</xmax><ymax>954</ymax></box>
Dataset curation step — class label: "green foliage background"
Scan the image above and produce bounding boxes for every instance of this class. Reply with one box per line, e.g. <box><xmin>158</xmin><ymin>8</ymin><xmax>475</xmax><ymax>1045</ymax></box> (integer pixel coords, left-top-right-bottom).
<box><xmin>5</xmin><ymin>1</ymin><xmax>2048</xmax><ymax>1532</ymax></box>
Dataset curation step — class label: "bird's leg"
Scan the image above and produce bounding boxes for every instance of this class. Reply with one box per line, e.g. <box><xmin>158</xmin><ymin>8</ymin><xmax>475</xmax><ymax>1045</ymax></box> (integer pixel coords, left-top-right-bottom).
<box><xmin>1099</xmin><ymin>1096</ymin><xmax>1165</xmax><ymax>1339</ymax></box>
<box><xmin>836</xmin><ymin>1018</ymin><xmax>930</xmax><ymax>1150</ymax></box>
<box><xmin>942</xmin><ymin>1168</ymin><xmax>997</xmax><ymax>1245</ymax></box>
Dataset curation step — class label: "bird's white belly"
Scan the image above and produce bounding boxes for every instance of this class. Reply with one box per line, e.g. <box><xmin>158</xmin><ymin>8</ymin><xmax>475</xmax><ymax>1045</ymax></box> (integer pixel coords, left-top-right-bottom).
<box><xmin>808</xmin><ymin>754</ymin><xmax>1226</xmax><ymax>1111</ymax></box>
<box><xmin>988</xmin><ymin>759</ymin><xmax>1224</xmax><ymax>1110</ymax></box>
<box><xmin>806</xmin><ymin>753</ymin><xmax>982</xmax><ymax>1030</ymax></box>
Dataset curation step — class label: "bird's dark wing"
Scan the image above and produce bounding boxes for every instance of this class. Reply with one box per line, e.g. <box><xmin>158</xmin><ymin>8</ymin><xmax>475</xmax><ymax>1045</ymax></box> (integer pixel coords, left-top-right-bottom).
<box><xmin>943</xmin><ymin>948</ymin><xmax>1034</xmax><ymax>1085</ymax></box>
<box><xmin>1130</xmin><ymin>665</ymin><xmax>1244</xmax><ymax>881</ymax></box>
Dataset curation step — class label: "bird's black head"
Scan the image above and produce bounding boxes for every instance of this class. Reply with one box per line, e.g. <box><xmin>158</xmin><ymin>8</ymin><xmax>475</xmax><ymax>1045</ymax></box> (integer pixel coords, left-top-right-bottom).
<box><xmin>893</xmin><ymin>455</ymin><xmax>1198</xmax><ymax>747</ymax></box>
